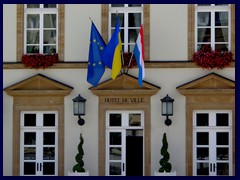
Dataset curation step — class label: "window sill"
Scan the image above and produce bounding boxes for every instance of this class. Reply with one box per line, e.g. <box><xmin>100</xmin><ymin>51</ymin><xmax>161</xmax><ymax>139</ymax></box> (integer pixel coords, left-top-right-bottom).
<box><xmin>3</xmin><ymin>61</ymin><xmax>235</xmax><ymax>69</ymax></box>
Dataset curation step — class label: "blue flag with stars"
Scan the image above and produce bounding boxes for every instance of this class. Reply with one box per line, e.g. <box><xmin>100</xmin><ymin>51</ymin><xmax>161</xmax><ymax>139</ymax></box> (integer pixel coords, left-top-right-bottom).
<box><xmin>87</xmin><ymin>22</ymin><xmax>106</xmax><ymax>86</ymax></box>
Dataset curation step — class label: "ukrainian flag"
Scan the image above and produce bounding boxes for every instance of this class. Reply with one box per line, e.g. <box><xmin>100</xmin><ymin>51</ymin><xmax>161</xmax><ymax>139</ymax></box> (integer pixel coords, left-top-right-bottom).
<box><xmin>102</xmin><ymin>17</ymin><xmax>122</xmax><ymax>80</ymax></box>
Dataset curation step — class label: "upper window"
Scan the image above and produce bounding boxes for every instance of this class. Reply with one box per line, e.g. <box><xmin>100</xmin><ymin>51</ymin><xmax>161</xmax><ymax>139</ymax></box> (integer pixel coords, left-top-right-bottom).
<box><xmin>24</xmin><ymin>4</ymin><xmax>58</xmax><ymax>54</ymax></box>
<box><xmin>109</xmin><ymin>4</ymin><xmax>143</xmax><ymax>52</ymax></box>
<box><xmin>195</xmin><ymin>4</ymin><xmax>231</xmax><ymax>51</ymax></box>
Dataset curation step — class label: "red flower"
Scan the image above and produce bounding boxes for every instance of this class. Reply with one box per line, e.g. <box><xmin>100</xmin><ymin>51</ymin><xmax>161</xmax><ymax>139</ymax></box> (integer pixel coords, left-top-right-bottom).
<box><xmin>122</xmin><ymin>52</ymin><xmax>137</xmax><ymax>68</ymax></box>
<box><xmin>22</xmin><ymin>54</ymin><xmax>59</xmax><ymax>69</ymax></box>
<box><xmin>192</xmin><ymin>45</ymin><xmax>233</xmax><ymax>70</ymax></box>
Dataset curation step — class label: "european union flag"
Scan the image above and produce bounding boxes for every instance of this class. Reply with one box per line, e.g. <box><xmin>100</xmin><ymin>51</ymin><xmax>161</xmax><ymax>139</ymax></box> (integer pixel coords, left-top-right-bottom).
<box><xmin>87</xmin><ymin>22</ymin><xmax>106</xmax><ymax>86</ymax></box>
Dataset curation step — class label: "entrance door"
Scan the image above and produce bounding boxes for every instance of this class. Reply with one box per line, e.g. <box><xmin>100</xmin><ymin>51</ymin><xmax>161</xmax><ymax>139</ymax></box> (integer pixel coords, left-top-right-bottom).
<box><xmin>20</xmin><ymin>111</ymin><xmax>58</xmax><ymax>176</ymax></box>
<box><xmin>106</xmin><ymin>111</ymin><xmax>144</xmax><ymax>176</ymax></box>
<box><xmin>193</xmin><ymin>110</ymin><xmax>232</xmax><ymax>176</ymax></box>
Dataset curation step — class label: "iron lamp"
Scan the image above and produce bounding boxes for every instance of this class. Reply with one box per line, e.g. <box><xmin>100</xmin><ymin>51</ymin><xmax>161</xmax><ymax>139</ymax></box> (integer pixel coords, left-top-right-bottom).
<box><xmin>72</xmin><ymin>94</ymin><xmax>86</xmax><ymax>126</ymax></box>
<box><xmin>161</xmin><ymin>94</ymin><xmax>174</xmax><ymax>126</ymax></box>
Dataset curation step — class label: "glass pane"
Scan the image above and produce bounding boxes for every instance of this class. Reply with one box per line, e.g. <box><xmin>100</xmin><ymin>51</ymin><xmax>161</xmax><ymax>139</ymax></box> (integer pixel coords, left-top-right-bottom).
<box><xmin>43</xmin><ymin>147</ymin><xmax>55</xmax><ymax>160</ymax></box>
<box><xmin>215</xmin><ymin>12</ymin><xmax>228</xmax><ymax>26</ymax></box>
<box><xmin>197</xmin><ymin>163</ymin><xmax>209</xmax><ymax>175</ymax></box>
<box><xmin>197</xmin><ymin>147</ymin><xmax>209</xmax><ymax>160</ymax></box>
<box><xmin>24</xmin><ymin>162</ymin><xmax>36</xmax><ymax>175</ymax></box>
<box><xmin>27</xmin><ymin>46</ymin><xmax>39</xmax><ymax>53</ymax></box>
<box><xmin>216</xmin><ymin>113</ymin><xmax>229</xmax><ymax>126</ymax></box>
<box><xmin>27</xmin><ymin>14</ymin><xmax>40</xmax><ymax>28</ymax></box>
<box><xmin>198</xmin><ymin>12</ymin><xmax>211</xmax><ymax>26</ymax></box>
<box><xmin>111</xmin><ymin>13</ymin><xmax>124</xmax><ymax>28</ymax></box>
<box><xmin>128</xmin><ymin>29</ymin><xmax>139</xmax><ymax>43</ymax></box>
<box><xmin>24</xmin><ymin>114</ymin><xmax>36</xmax><ymax>126</ymax></box>
<box><xmin>110</xmin><ymin>162</ymin><xmax>121</xmax><ymax>175</ymax></box>
<box><xmin>109</xmin><ymin>132</ymin><xmax>121</xmax><ymax>145</ymax></box>
<box><xmin>43</xmin><ymin>132</ymin><xmax>55</xmax><ymax>145</ymax></box>
<box><xmin>196</xmin><ymin>113</ymin><xmax>209</xmax><ymax>126</ymax></box>
<box><xmin>126</xmin><ymin>129</ymin><xmax>143</xmax><ymax>136</ymax></box>
<box><xmin>43</xmin><ymin>162</ymin><xmax>55</xmax><ymax>175</ymax></box>
<box><xmin>217</xmin><ymin>148</ymin><xmax>229</xmax><ymax>160</ymax></box>
<box><xmin>217</xmin><ymin>132</ymin><xmax>228</xmax><ymax>145</ymax></box>
<box><xmin>24</xmin><ymin>132</ymin><xmax>36</xmax><ymax>145</ymax></box>
<box><xmin>129</xmin><ymin>113</ymin><xmax>141</xmax><ymax>126</ymax></box>
<box><xmin>109</xmin><ymin>114</ymin><xmax>121</xmax><ymax>126</ymax></box>
<box><xmin>110</xmin><ymin>147</ymin><xmax>121</xmax><ymax>160</ymax></box>
<box><xmin>24</xmin><ymin>147</ymin><xmax>36</xmax><ymax>160</ymax></box>
<box><xmin>197</xmin><ymin>44</ymin><xmax>211</xmax><ymax>51</ymax></box>
<box><xmin>215</xmin><ymin>28</ymin><xmax>228</xmax><ymax>42</ymax></box>
<box><xmin>44</xmin><ymin>30</ymin><xmax>56</xmax><ymax>44</ymax></box>
<box><xmin>27</xmin><ymin>30</ymin><xmax>39</xmax><ymax>44</ymax></box>
<box><xmin>128</xmin><ymin>4</ymin><xmax>142</xmax><ymax>7</ymax></box>
<box><xmin>43</xmin><ymin>45</ymin><xmax>56</xmax><ymax>53</ymax></box>
<box><xmin>128</xmin><ymin>44</ymin><xmax>134</xmax><ymax>52</ymax></box>
<box><xmin>44</xmin><ymin>4</ymin><xmax>57</xmax><ymax>8</ymax></box>
<box><xmin>217</xmin><ymin>163</ymin><xmax>229</xmax><ymax>175</ymax></box>
<box><xmin>197</xmin><ymin>132</ymin><xmax>209</xmax><ymax>145</ymax></box>
<box><xmin>27</xmin><ymin>4</ymin><xmax>40</xmax><ymax>8</ymax></box>
<box><xmin>111</xmin><ymin>4</ymin><xmax>124</xmax><ymax>7</ymax></box>
<box><xmin>43</xmin><ymin>114</ymin><xmax>55</xmax><ymax>126</ymax></box>
<box><xmin>198</xmin><ymin>28</ymin><xmax>211</xmax><ymax>42</ymax></box>
<box><xmin>215</xmin><ymin>44</ymin><xmax>228</xmax><ymax>51</ymax></box>
<box><xmin>44</xmin><ymin>14</ymin><xmax>56</xmax><ymax>28</ymax></box>
<box><xmin>128</xmin><ymin>13</ymin><xmax>141</xmax><ymax>27</ymax></box>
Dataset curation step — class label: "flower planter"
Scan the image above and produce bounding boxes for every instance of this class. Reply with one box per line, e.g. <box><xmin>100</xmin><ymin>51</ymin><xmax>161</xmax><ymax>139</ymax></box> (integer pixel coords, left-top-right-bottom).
<box><xmin>21</xmin><ymin>53</ymin><xmax>59</xmax><ymax>69</ymax></box>
<box><xmin>192</xmin><ymin>45</ymin><xmax>233</xmax><ymax>70</ymax></box>
<box><xmin>154</xmin><ymin>170</ymin><xmax>176</xmax><ymax>176</ymax></box>
<box><xmin>67</xmin><ymin>170</ymin><xmax>89</xmax><ymax>176</ymax></box>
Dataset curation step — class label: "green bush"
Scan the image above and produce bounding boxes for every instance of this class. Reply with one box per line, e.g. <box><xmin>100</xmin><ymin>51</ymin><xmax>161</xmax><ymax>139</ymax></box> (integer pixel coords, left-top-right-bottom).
<box><xmin>159</xmin><ymin>132</ymin><xmax>172</xmax><ymax>172</ymax></box>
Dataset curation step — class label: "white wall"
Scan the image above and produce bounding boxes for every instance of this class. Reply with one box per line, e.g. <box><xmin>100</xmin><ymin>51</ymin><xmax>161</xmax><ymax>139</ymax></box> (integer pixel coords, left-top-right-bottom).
<box><xmin>3</xmin><ymin>4</ymin><xmax>17</xmax><ymax>62</ymax></box>
<box><xmin>3</xmin><ymin>68</ymin><xmax>235</xmax><ymax>176</ymax></box>
<box><xmin>150</xmin><ymin>4</ymin><xmax>188</xmax><ymax>60</ymax></box>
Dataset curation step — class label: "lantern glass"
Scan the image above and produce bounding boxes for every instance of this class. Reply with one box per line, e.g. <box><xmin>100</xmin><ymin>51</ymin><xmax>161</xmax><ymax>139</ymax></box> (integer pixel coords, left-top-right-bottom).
<box><xmin>73</xmin><ymin>101</ymin><xmax>85</xmax><ymax>116</ymax></box>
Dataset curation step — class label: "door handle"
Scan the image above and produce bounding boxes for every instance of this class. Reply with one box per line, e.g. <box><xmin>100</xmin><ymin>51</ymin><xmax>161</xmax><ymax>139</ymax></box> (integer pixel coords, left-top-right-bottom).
<box><xmin>213</xmin><ymin>163</ymin><xmax>216</xmax><ymax>172</ymax></box>
<box><xmin>210</xmin><ymin>163</ymin><xmax>212</xmax><ymax>172</ymax></box>
<box><xmin>37</xmin><ymin>163</ymin><xmax>39</xmax><ymax>171</ymax></box>
<box><xmin>123</xmin><ymin>163</ymin><xmax>124</xmax><ymax>172</ymax></box>
<box><xmin>40</xmin><ymin>163</ymin><xmax>42</xmax><ymax>171</ymax></box>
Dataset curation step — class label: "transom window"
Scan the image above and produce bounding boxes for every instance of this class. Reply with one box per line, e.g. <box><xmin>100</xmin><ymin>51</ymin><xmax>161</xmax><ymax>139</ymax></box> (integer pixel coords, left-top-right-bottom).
<box><xmin>195</xmin><ymin>4</ymin><xmax>231</xmax><ymax>51</ymax></box>
<box><xmin>109</xmin><ymin>4</ymin><xmax>143</xmax><ymax>52</ymax></box>
<box><xmin>24</xmin><ymin>4</ymin><xmax>58</xmax><ymax>54</ymax></box>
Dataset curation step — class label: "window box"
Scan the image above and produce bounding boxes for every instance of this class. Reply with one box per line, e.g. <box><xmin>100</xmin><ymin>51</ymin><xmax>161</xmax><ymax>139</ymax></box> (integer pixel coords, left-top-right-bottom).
<box><xmin>122</xmin><ymin>52</ymin><xmax>137</xmax><ymax>68</ymax></box>
<box><xmin>192</xmin><ymin>45</ymin><xmax>233</xmax><ymax>70</ymax></box>
<box><xmin>22</xmin><ymin>53</ymin><xmax>59</xmax><ymax>69</ymax></box>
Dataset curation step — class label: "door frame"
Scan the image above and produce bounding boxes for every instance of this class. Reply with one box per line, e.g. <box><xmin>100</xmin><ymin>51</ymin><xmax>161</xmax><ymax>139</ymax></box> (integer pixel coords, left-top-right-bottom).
<box><xmin>20</xmin><ymin>111</ymin><xmax>58</xmax><ymax>176</ymax></box>
<box><xmin>192</xmin><ymin>110</ymin><xmax>232</xmax><ymax>176</ymax></box>
<box><xmin>105</xmin><ymin>111</ymin><xmax>145</xmax><ymax>176</ymax></box>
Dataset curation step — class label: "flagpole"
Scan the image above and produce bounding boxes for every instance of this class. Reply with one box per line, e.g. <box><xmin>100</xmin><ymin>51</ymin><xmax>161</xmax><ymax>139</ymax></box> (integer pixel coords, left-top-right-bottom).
<box><xmin>126</xmin><ymin>52</ymin><xmax>134</xmax><ymax>74</ymax></box>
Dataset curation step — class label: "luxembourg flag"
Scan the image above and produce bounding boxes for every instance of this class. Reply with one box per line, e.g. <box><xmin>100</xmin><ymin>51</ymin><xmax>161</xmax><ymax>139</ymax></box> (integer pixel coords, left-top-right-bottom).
<box><xmin>133</xmin><ymin>25</ymin><xmax>145</xmax><ymax>87</ymax></box>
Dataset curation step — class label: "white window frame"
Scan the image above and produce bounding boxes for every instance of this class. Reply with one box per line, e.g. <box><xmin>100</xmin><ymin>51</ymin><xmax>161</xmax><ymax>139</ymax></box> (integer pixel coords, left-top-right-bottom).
<box><xmin>20</xmin><ymin>111</ymin><xmax>58</xmax><ymax>176</ymax></box>
<box><xmin>109</xmin><ymin>4</ymin><xmax>143</xmax><ymax>52</ymax></box>
<box><xmin>24</xmin><ymin>4</ymin><xmax>58</xmax><ymax>54</ymax></box>
<box><xmin>195</xmin><ymin>4</ymin><xmax>231</xmax><ymax>51</ymax></box>
<box><xmin>193</xmin><ymin>110</ymin><xmax>232</xmax><ymax>176</ymax></box>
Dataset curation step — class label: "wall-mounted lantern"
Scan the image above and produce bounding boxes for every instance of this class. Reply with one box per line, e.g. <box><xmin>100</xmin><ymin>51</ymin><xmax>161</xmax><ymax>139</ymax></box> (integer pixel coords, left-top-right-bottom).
<box><xmin>72</xmin><ymin>94</ymin><xmax>86</xmax><ymax>126</ymax></box>
<box><xmin>161</xmin><ymin>94</ymin><xmax>174</xmax><ymax>126</ymax></box>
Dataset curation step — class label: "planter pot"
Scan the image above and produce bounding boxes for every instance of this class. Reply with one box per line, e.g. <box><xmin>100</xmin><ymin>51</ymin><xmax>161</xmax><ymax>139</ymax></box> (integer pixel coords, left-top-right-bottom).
<box><xmin>67</xmin><ymin>170</ymin><xmax>89</xmax><ymax>176</ymax></box>
<box><xmin>154</xmin><ymin>170</ymin><xmax>176</xmax><ymax>176</ymax></box>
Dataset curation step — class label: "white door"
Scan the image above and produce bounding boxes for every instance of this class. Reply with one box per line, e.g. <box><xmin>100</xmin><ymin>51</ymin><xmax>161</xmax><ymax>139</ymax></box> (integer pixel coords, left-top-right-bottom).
<box><xmin>193</xmin><ymin>110</ymin><xmax>232</xmax><ymax>176</ymax></box>
<box><xmin>20</xmin><ymin>111</ymin><xmax>58</xmax><ymax>176</ymax></box>
<box><xmin>106</xmin><ymin>111</ymin><xmax>144</xmax><ymax>176</ymax></box>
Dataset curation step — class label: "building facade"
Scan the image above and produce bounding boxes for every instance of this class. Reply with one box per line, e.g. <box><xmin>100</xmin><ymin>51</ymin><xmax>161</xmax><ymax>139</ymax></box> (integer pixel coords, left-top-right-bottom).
<box><xmin>3</xmin><ymin>4</ymin><xmax>235</xmax><ymax>176</ymax></box>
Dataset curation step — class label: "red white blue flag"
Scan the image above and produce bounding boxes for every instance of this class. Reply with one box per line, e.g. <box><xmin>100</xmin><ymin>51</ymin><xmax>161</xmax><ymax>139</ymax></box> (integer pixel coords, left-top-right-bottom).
<box><xmin>133</xmin><ymin>25</ymin><xmax>145</xmax><ymax>87</ymax></box>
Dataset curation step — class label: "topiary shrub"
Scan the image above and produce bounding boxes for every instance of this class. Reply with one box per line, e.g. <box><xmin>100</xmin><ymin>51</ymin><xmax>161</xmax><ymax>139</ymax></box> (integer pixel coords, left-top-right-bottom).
<box><xmin>159</xmin><ymin>132</ymin><xmax>172</xmax><ymax>172</ymax></box>
<box><xmin>72</xmin><ymin>133</ymin><xmax>86</xmax><ymax>172</ymax></box>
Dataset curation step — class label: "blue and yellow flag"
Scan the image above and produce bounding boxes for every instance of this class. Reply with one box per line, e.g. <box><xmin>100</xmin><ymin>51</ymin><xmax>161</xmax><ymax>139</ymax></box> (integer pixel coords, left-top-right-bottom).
<box><xmin>87</xmin><ymin>22</ymin><xmax>106</xmax><ymax>86</ymax></box>
<box><xmin>102</xmin><ymin>17</ymin><xmax>122</xmax><ymax>80</ymax></box>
